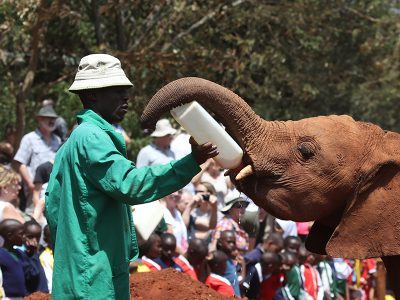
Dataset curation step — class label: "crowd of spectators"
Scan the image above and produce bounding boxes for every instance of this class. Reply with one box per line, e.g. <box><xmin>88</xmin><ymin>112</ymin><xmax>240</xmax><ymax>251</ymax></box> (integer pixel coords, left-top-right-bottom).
<box><xmin>0</xmin><ymin>107</ymin><xmax>386</xmax><ymax>300</ymax></box>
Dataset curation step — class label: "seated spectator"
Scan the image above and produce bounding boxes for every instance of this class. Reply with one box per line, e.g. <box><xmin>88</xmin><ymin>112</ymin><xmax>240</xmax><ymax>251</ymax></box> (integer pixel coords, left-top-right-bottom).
<box><xmin>284</xmin><ymin>236</ymin><xmax>302</xmax><ymax>256</ymax></box>
<box><xmin>161</xmin><ymin>191</ymin><xmax>188</xmax><ymax>254</ymax></box>
<box><xmin>245</xmin><ymin>232</ymin><xmax>284</xmax><ymax>266</ymax></box>
<box><xmin>0</xmin><ymin>166</ymin><xmax>25</xmax><ymax>223</ymax></box>
<box><xmin>153</xmin><ymin>233</ymin><xmax>183</xmax><ymax>272</ymax></box>
<box><xmin>190</xmin><ymin>182</ymin><xmax>219</xmax><ymax>243</ymax></box>
<box><xmin>259</xmin><ymin>252</ymin><xmax>283</xmax><ymax>300</ymax></box>
<box><xmin>174</xmin><ymin>238</ymin><xmax>208</xmax><ymax>281</ymax></box>
<box><xmin>39</xmin><ymin>225</ymin><xmax>53</xmax><ymax>292</ymax></box>
<box><xmin>0</xmin><ymin>219</ymin><xmax>28</xmax><ymax>298</ymax></box>
<box><xmin>206</xmin><ymin>250</ymin><xmax>235</xmax><ymax>296</ymax></box>
<box><xmin>21</xmin><ymin>220</ymin><xmax>48</xmax><ymax>294</ymax></box>
<box><xmin>216</xmin><ymin>230</ymin><xmax>242</xmax><ymax>297</ymax></box>
<box><xmin>212</xmin><ymin>190</ymin><xmax>250</xmax><ymax>253</ymax></box>
<box><xmin>138</xmin><ymin>233</ymin><xmax>162</xmax><ymax>272</ymax></box>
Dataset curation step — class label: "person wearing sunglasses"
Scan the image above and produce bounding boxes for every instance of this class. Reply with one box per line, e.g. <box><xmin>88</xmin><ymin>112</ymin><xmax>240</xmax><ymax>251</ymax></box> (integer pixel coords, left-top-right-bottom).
<box><xmin>211</xmin><ymin>190</ymin><xmax>250</xmax><ymax>255</ymax></box>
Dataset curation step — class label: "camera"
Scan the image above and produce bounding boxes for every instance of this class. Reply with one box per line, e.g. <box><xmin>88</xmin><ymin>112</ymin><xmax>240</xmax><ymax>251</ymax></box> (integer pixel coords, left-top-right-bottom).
<box><xmin>202</xmin><ymin>194</ymin><xmax>210</xmax><ymax>201</ymax></box>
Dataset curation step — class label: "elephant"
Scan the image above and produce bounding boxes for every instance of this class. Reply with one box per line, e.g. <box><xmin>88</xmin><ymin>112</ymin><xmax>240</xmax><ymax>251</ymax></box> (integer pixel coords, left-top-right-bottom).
<box><xmin>140</xmin><ymin>77</ymin><xmax>400</xmax><ymax>296</ymax></box>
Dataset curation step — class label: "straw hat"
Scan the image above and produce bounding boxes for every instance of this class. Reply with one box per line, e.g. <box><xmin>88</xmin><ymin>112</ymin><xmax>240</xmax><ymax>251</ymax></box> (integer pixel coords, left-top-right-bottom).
<box><xmin>150</xmin><ymin>119</ymin><xmax>177</xmax><ymax>137</ymax></box>
<box><xmin>69</xmin><ymin>54</ymin><xmax>133</xmax><ymax>92</ymax></box>
<box><xmin>220</xmin><ymin>190</ymin><xmax>250</xmax><ymax>213</ymax></box>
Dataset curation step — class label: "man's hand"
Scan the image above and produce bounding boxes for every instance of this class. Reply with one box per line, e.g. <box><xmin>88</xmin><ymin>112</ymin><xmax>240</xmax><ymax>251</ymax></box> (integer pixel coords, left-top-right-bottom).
<box><xmin>190</xmin><ymin>137</ymin><xmax>219</xmax><ymax>165</ymax></box>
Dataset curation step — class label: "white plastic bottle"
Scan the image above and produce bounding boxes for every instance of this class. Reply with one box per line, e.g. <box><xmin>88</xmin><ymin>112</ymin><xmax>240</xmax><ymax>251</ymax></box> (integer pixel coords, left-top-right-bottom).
<box><xmin>171</xmin><ymin>101</ymin><xmax>243</xmax><ymax>169</ymax></box>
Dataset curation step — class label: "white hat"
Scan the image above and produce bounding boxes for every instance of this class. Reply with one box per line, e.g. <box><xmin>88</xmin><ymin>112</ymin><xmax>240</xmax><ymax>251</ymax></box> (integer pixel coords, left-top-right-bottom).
<box><xmin>150</xmin><ymin>119</ymin><xmax>177</xmax><ymax>137</ymax></box>
<box><xmin>69</xmin><ymin>54</ymin><xmax>133</xmax><ymax>92</ymax></box>
<box><xmin>220</xmin><ymin>189</ymin><xmax>250</xmax><ymax>213</ymax></box>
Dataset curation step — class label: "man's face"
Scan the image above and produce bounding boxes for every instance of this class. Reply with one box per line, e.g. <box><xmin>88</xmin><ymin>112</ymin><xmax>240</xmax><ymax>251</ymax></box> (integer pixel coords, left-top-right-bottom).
<box><xmin>93</xmin><ymin>86</ymin><xmax>130</xmax><ymax>124</ymax></box>
<box><xmin>37</xmin><ymin>117</ymin><xmax>57</xmax><ymax>133</ymax></box>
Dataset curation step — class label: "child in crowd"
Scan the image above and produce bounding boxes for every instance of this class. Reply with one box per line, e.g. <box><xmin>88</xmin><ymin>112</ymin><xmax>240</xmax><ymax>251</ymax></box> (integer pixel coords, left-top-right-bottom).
<box><xmin>259</xmin><ymin>252</ymin><xmax>282</xmax><ymax>300</ymax></box>
<box><xmin>315</xmin><ymin>254</ymin><xmax>338</xmax><ymax>300</ymax></box>
<box><xmin>138</xmin><ymin>233</ymin><xmax>163</xmax><ymax>272</ymax></box>
<box><xmin>284</xmin><ymin>236</ymin><xmax>302</xmax><ymax>256</ymax></box>
<box><xmin>174</xmin><ymin>238</ymin><xmax>208</xmax><ymax>281</ymax></box>
<box><xmin>216</xmin><ymin>230</ymin><xmax>243</xmax><ymax>297</ymax></box>
<box><xmin>153</xmin><ymin>233</ymin><xmax>183</xmax><ymax>271</ymax></box>
<box><xmin>39</xmin><ymin>225</ymin><xmax>53</xmax><ymax>292</ymax></box>
<box><xmin>0</xmin><ymin>219</ymin><xmax>28</xmax><ymax>298</ymax></box>
<box><xmin>21</xmin><ymin>219</ymin><xmax>48</xmax><ymax>294</ymax></box>
<box><xmin>274</xmin><ymin>251</ymin><xmax>300</xmax><ymax>300</ymax></box>
<box><xmin>205</xmin><ymin>250</ymin><xmax>235</xmax><ymax>296</ymax></box>
<box><xmin>245</xmin><ymin>232</ymin><xmax>284</xmax><ymax>266</ymax></box>
<box><xmin>299</xmin><ymin>246</ymin><xmax>323</xmax><ymax>300</ymax></box>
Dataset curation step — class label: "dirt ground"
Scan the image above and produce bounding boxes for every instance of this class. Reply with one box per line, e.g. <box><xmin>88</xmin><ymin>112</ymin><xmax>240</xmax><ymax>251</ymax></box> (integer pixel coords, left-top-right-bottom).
<box><xmin>25</xmin><ymin>269</ymin><xmax>243</xmax><ymax>300</ymax></box>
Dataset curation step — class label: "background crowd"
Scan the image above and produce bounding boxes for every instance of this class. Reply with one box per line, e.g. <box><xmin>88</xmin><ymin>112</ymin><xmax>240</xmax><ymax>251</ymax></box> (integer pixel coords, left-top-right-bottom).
<box><xmin>0</xmin><ymin>101</ymin><xmax>392</xmax><ymax>300</ymax></box>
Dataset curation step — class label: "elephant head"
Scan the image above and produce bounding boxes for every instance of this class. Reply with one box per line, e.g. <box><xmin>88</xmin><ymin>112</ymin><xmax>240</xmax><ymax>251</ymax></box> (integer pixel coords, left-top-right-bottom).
<box><xmin>140</xmin><ymin>77</ymin><xmax>400</xmax><ymax>259</ymax></box>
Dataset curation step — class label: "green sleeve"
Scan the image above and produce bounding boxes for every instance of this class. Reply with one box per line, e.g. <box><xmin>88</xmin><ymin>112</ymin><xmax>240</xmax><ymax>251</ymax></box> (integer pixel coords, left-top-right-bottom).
<box><xmin>80</xmin><ymin>130</ymin><xmax>200</xmax><ymax>205</ymax></box>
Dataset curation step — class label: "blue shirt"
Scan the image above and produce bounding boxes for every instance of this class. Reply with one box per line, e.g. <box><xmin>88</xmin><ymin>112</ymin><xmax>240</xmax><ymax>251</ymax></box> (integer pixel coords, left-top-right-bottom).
<box><xmin>0</xmin><ymin>248</ymin><xmax>28</xmax><ymax>297</ymax></box>
<box><xmin>244</xmin><ymin>244</ymin><xmax>264</xmax><ymax>265</ymax></box>
<box><xmin>223</xmin><ymin>258</ymin><xmax>241</xmax><ymax>297</ymax></box>
<box><xmin>136</xmin><ymin>143</ymin><xmax>175</xmax><ymax>167</ymax></box>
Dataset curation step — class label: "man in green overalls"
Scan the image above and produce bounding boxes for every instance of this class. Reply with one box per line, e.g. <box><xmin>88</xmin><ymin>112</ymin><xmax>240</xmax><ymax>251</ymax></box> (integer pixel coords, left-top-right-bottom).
<box><xmin>45</xmin><ymin>54</ymin><xmax>219</xmax><ymax>299</ymax></box>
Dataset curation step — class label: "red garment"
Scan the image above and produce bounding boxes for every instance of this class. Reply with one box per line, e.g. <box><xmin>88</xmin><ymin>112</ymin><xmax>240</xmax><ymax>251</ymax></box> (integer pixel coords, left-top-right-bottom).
<box><xmin>174</xmin><ymin>254</ymin><xmax>198</xmax><ymax>280</ymax></box>
<box><xmin>205</xmin><ymin>273</ymin><xmax>235</xmax><ymax>296</ymax></box>
<box><xmin>141</xmin><ymin>256</ymin><xmax>161</xmax><ymax>271</ymax></box>
<box><xmin>259</xmin><ymin>273</ymin><xmax>281</xmax><ymax>300</ymax></box>
<box><xmin>302</xmin><ymin>264</ymin><xmax>319</xmax><ymax>300</ymax></box>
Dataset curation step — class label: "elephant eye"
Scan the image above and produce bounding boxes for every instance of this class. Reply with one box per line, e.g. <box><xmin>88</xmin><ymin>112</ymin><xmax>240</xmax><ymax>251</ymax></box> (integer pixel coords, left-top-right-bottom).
<box><xmin>297</xmin><ymin>143</ymin><xmax>315</xmax><ymax>159</ymax></box>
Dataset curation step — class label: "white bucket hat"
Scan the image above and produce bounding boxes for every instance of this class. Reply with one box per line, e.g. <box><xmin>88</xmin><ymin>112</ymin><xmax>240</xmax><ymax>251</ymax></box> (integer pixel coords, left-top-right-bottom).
<box><xmin>150</xmin><ymin>119</ymin><xmax>177</xmax><ymax>137</ymax></box>
<box><xmin>69</xmin><ymin>54</ymin><xmax>133</xmax><ymax>92</ymax></box>
<box><xmin>220</xmin><ymin>189</ymin><xmax>250</xmax><ymax>213</ymax></box>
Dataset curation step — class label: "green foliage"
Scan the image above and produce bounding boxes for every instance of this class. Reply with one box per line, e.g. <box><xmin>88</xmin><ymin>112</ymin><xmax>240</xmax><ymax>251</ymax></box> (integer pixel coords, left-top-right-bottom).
<box><xmin>1</xmin><ymin>0</ymin><xmax>400</xmax><ymax>147</ymax></box>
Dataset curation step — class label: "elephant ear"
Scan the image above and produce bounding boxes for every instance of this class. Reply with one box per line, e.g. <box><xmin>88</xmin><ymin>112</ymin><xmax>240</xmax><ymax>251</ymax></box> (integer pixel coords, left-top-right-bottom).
<box><xmin>323</xmin><ymin>160</ymin><xmax>400</xmax><ymax>258</ymax></box>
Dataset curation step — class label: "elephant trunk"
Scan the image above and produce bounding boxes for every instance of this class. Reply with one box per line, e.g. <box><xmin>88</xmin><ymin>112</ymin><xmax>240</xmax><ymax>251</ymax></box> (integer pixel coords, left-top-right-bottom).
<box><xmin>140</xmin><ymin>77</ymin><xmax>264</xmax><ymax>150</ymax></box>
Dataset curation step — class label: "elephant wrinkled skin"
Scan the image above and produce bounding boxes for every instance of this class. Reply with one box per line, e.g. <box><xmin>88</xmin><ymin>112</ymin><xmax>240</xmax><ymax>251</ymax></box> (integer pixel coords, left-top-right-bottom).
<box><xmin>140</xmin><ymin>77</ymin><xmax>400</xmax><ymax>293</ymax></box>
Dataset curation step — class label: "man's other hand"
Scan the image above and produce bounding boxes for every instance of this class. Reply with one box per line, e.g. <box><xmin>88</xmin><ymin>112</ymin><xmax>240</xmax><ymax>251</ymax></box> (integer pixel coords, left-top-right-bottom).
<box><xmin>190</xmin><ymin>137</ymin><xmax>219</xmax><ymax>165</ymax></box>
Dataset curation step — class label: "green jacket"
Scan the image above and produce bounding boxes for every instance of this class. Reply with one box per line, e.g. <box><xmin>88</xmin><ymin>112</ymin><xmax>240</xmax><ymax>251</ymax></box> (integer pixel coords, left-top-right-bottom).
<box><xmin>45</xmin><ymin>109</ymin><xmax>200</xmax><ymax>300</ymax></box>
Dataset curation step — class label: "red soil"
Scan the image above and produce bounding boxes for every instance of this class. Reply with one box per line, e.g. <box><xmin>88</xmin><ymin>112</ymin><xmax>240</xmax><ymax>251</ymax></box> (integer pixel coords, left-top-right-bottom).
<box><xmin>130</xmin><ymin>268</ymin><xmax>240</xmax><ymax>300</ymax></box>
<box><xmin>25</xmin><ymin>269</ymin><xmax>245</xmax><ymax>300</ymax></box>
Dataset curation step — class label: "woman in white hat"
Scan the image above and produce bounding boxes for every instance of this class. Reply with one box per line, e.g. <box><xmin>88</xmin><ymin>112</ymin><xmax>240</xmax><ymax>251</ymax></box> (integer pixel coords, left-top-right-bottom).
<box><xmin>211</xmin><ymin>190</ymin><xmax>250</xmax><ymax>254</ymax></box>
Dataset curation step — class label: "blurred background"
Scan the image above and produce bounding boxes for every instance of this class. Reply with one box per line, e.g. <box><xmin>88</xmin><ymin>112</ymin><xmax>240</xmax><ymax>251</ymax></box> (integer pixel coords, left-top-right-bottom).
<box><xmin>1</xmin><ymin>0</ymin><xmax>400</xmax><ymax>160</ymax></box>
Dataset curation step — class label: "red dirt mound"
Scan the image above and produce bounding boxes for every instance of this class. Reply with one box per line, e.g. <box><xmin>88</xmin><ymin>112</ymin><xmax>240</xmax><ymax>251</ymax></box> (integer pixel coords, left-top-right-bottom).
<box><xmin>24</xmin><ymin>292</ymin><xmax>51</xmax><ymax>300</ymax></box>
<box><xmin>25</xmin><ymin>269</ymin><xmax>245</xmax><ymax>300</ymax></box>
<box><xmin>130</xmin><ymin>269</ymin><xmax>240</xmax><ymax>300</ymax></box>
